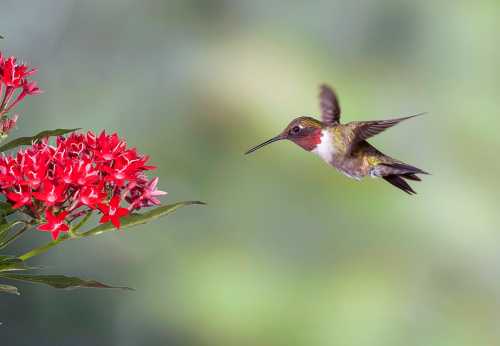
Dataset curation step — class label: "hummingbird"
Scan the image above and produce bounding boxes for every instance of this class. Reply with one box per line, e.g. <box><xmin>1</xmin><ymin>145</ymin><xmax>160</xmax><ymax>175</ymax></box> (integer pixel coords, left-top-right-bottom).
<box><xmin>245</xmin><ymin>84</ymin><xmax>428</xmax><ymax>194</ymax></box>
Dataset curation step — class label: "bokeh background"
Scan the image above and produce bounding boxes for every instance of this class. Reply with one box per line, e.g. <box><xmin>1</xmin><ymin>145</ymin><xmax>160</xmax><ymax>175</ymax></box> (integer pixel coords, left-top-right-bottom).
<box><xmin>2</xmin><ymin>0</ymin><xmax>500</xmax><ymax>345</ymax></box>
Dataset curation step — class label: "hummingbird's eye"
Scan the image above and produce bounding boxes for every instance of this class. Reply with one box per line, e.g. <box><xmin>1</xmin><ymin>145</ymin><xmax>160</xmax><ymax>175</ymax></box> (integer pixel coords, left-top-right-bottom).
<box><xmin>291</xmin><ymin>126</ymin><xmax>301</xmax><ymax>134</ymax></box>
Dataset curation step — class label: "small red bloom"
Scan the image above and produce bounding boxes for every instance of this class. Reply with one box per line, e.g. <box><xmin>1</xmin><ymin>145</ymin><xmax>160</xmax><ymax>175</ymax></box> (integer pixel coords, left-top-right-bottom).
<box><xmin>72</xmin><ymin>160</ymin><xmax>99</xmax><ymax>186</ymax></box>
<box><xmin>3</xmin><ymin>81</ymin><xmax>42</xmax><ymax>114</ymax></box>
<box><xmin>0</xmin><ymin>157</ymin><xmax>21</xmax><ymax>187</ymax></box>
<box><xmin>22</xmin><ymin>159</ymin><xmax>48</xmax><ymax>189</ymax></box>
<box><xmin>142</xmin><ymin>177</ymin><xmax>167</xmax><ymax>204</ymax></box>
<box><xmin>38</xmin><ymin>210</ymin><xmax>69</xmax><ymax>240</ymax></box>
<box><xmin>22</xmin><ymin>80</ymin><xmax>41</xmax><ymax>95</ymax></box>
<box><xmin>6</xmin><ymin>185</ymin><xmax>32</xmax><ymax>209</ymax></box>
<box><xmin>94</xmin><ymin>131</ymin><xmax>126</xmax><ymax>162</ymax></box>
<box><xmin>32</xmin><ymin>180</ymin><xmax>67</xmax><ymax>206</ymax></box>
<box><xmin>74</xmin><ymin>184</ymin><xmax>106</xmax><ymax>209</ymax></box>
<box><xmin>0</xmin><ymin>114</ymin><xmax>18</xmax><ymax>136</ymax></box>
<box><xmin>0</xmin><ymin>52</ymin><xmax>40</xmax><ymax>118</ymax></box>
<box><xmin>128</xmin><ymin>177</ymin><xmax>167</xmax><ymax>208</ymax></box>
<box><xmin>98</xmin><ymin>195</ymin><xmax>129</xmax><ymax>229</ymax></box>
<box><xmin>102</xmin><ymin>158</ymin><xmax>136</xmax><ymax>187</ymax></box>
<box><xmin>1</xmin><ymin>56</ymin><xmax>36</xmax><ymax>88</ymax></box>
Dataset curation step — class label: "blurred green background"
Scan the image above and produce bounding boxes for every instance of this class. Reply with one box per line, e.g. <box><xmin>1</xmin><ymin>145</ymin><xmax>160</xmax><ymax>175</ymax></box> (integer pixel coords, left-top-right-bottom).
<box><xmin>2</xmin><ymin>0</ymin><xmax>500</xmax><ymax>345</ymax></box>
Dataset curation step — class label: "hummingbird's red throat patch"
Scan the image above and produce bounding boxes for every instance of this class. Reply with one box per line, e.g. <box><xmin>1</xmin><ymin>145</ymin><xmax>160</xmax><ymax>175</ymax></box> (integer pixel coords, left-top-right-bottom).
<box><xmin>293</xmin><ymin>128</ymin><xmax>322</xmax><ymax>151</ymax></box>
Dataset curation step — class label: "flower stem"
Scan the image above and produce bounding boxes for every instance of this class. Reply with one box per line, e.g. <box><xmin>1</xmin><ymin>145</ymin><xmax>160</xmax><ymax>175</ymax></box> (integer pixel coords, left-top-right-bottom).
<box><xmin>71</xmin><ymin>211</ymin><xmax>93</xmax><ymax>235</ymax></box>
<box><xmin>18</xmin><ymin>212</ymin><xmax>94</xmax><ymax>261</ymax></box>
<box><xmin>18</xmin><ymin>236</ymin><xmax>68</xmax><ymax>261</ymax></box>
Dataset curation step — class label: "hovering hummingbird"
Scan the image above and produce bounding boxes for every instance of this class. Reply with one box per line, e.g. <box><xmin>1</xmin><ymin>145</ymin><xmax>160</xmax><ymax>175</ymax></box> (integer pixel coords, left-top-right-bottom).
<box><xmin>245</xmin><ymin>84</ymin><xmax>428</xmax><ymax>194</ymax></box>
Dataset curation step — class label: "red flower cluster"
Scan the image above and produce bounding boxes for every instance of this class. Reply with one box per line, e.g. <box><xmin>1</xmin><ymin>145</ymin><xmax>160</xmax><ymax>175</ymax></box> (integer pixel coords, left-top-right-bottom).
<box><xmin>0</xmin><ymin>52</ymin><xmax>41</xmax><ymax>136</ymax></box>
<box><xmin>0</xmin><ymin>131</ymin><xmax>166</xmax><ymax>240</ymax></box>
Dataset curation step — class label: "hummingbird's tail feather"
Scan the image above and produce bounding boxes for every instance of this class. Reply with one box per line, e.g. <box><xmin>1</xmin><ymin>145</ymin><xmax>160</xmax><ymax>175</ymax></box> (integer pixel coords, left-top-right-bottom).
<box><xmin>378</xmin><ymin>162</ymin><xmax>429</xmax><ymax>176</ymax></box>
<box><xmin>401</xmin><ymin>173</ymin><xmax>421</xmax><ymax>181</ymax></box>
<box><xmin>378</xmin><ymin>162</ymin><xmax>428</xmax><ymax>194</ymax></box>
<box><xmin>382</xmin><ymin>175</ymin><xmax>417</xmax><ymax>195</ymax></box>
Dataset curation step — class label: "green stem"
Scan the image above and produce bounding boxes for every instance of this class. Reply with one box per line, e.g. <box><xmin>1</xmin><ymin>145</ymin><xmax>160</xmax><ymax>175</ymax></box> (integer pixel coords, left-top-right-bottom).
<box><xmin>18</xmin><ymin>236</ymin><xmax>68</xmax><ymax>261</ymax></box>
<box><xmin>17</xmin><ymin>202</ymin><xmax>201</xmax><ymax>261</ymax></box>
<box><xmin>71</xmin><ymin>211</ymin><xmax>93</xmax><ymax>235</ymax></box>
<box><xmin>18</xmin><ymin>212</ymin><xmax>93</xmax><ymax>261</ymax></box>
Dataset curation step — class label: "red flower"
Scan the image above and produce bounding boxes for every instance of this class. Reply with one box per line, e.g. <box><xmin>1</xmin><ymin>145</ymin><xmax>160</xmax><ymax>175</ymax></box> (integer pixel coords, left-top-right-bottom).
<box><xmin>57</xmin><ymin>159</ymin><xmax>99</xmax><ymax>186</ymax></box>
<box><xmin>38</xmin><ymin>210</ymin><xmax>69</xmax><ymax>240</ymax></box>
<box><xmin>72</xmin><ymin>160</ymin><xmax>99</xmax><ymax>186</ymax></box>
<box><xmin>74</xmin><ymin>184</ymin><xmax>106</xmax><ymax>209</ymax></box>
<box><xmin>0</xmin><ymin>53</ymin><xmax>40</xmax><ymax>118</ymax></box>
<box><xmin>22</xmin><ymin>80</ymin><xmax>41</xmax><ymax>95</ymax></box>
<box><xmin>0</xmin><ymin>157</ymin><xmax>21</xmax><ymax>187</ymax></box>
<box><xmin>0</xmin><ymin>131</ymin><xmax>165</xmax><ymax>238</ymax></box>
<box><xmin>141</xmin><ymin>177</ymin><xmax>167</xmax><ymax>204</ymax></box>
<box><xmin>98</xmin><ymin>195</ymin><xmax>129</xmax><ymax>229</ymax></box>
<box><xmin>0</xmin><ymin>114</ymin><xmax>18</xmax><ymax>136</ymax></box>
<box><xmin>94</xmin><ymin>131</ymin><xmax>126</xmax><ymax>161</ymax></box>
<box><xmin>0</xmin><ymin>56</ymin><xmax>36</xmax><ymax>87</ymax></box>
<box><xmin>128</xmin><ymin>177</ymin><xmax>167</xmax><ymax>208</ymax></box>
<box><xmin>22</xmin><ymin>159</ymin><xmax>48</xmax><ymax>189</ymax></box>
<box><xmin>6</xmin><ymin>185</ymin><xmax>32</xmax><ymax>209</ymax></box>
<box><xmin>32</xmin><ymin>180</ymin><xmax>67</xmax><ymax>206</ymax></box>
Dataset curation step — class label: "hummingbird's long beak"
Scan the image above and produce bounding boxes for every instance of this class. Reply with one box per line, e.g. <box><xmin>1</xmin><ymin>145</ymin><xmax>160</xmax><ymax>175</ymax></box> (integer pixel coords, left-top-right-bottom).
<box><xmin>244</xmin><ymin>135</ymin><xmax>283</xmax><ymax>155</ymax></box>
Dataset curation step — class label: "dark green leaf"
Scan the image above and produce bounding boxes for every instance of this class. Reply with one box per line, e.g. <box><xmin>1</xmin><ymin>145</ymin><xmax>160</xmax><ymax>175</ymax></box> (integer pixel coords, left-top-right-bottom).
<box><xmin>0</xmin><ymin>284</ymin><xmax>20</xmax><ymax>295</ymax></box>
<box><xmin>81</xmin><ymin>200</ymin><xmax>205</xmax><ymax>237</ymax></box>
<box><xmin>0</xmin><ymin>273</ymin><xmax>133</xmax><ymax>290</ymax></box>
<box><xmin>0</xmin><ymin>255</ymin><xmax>19</xmax><ymax>263</ymax></box>
<box><xmin>0</xmin><ymin>221</ymin><xmax>28</xmax><ymax>249</ymax></box>
<box><xmin>0</xmin><ymin>221</ymin><xmax>11</xmax><ymax>240</ymax></box>
<box><xmin>0</xmin><ymin>221</ymin><xmax>19</xmax><ymax>242</ymax></box>
<box><xmin>0</xmin><ymin>128</ymin><xmax>80</xmax><ymax>152</ymax></box>
<box><xmin>0</xmin><ymin>202</ymin><xmax>15</xmax><ymax>217</ymax></box>
<box><xmin>0</xmin><ymin>256</ymin><xmax>31</xmax><ymax>272</ymax></box>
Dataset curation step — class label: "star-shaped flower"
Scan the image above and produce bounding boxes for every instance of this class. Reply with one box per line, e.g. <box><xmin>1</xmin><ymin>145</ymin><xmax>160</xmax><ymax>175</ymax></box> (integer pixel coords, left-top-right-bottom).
<box><xmin>32</xmin><ymin>180</ymin><xmax>67</xmax><ymax>206</ymax></box>
<box><xmin>38</xmin><ymin>210</ymin><xmax>69</xmax><ymax>240</ymax></box>
<box><xmin>134</xmin><ymin>177</ymin><xmax>167</xmax><ymax>207</ymax></box>
<box><xmin>6</xmin><ymin>185</ymin><xmax>32</xmax><ymax>209</ymax></box>
<box><xmin>98</xmin><ymin>195</ymin><xmax>129</xmax><ymax>229</ymax></box>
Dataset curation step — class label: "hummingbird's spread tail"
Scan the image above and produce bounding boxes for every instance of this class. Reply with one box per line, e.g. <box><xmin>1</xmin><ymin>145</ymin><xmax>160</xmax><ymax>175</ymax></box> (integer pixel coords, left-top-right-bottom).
<box><xmin>377</xmin><ymin>162</ymin><xmax>429</xmax><ymax>195</ymax></box>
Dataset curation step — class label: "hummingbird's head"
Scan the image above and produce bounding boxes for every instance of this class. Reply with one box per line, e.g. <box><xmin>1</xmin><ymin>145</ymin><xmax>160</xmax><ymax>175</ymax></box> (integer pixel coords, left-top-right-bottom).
<box><xmin>245</xmin><ymin>116</ymin><xmax>324</xmax><ymax>154</ymax></box>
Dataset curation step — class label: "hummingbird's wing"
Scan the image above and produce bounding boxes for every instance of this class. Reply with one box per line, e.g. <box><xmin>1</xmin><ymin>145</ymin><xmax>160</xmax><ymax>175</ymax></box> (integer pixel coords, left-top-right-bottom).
<box><xmin>345</xmin><ymin>113</ymin><xmax>424</xmax><ymax>155</ymax></box>
<box><xmin>319</xmin><ymin>84</ymin><xmax>341</xmax><ymax>125</ymax></box>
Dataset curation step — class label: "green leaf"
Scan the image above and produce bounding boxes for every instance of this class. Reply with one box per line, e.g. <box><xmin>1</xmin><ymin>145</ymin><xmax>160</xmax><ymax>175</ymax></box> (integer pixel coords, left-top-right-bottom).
<box><xmin>0</xmin><ymin>221</ymin><xmax>28</xmax><ymax>249</ymax></box>
<box><xmin>0</xmin><ymin>202</ymin><xmax>15</xmax><ymax>217</ymax></box>
<box><xmin>0</xmin><ymin>256</ymin><xmax>25</xmax><ymax>265</ymax></box>
<box><xmin>0</xmin><ymin>221</ymin><xmax>11</xmax><ymax>240</ymax></box>
<box><xmin>0</xmin><ymin>206</ymin><xmax>19</xmax><ymax>243</ymax></box>
<box><xmin>0</xmin><ymin>273</ymin><xmax>133</xmax><ymax>290</ymax></box>
<box><xmin>0</xmin><ymin>284</ymin><xmax>20</xmax><ymax>295</ymax></box>
<box><xmin>0</xmin><ymin>128</ymin><xmax>80</xmax><ymax>152</ymax></box>
<box><xmin>0</xmin><ymin>256</ymin><xmax>31</xmax><ymax>272</ymax></box>
<box><xmin>81</xmin><ymin>200</ymin><xmax>205</xmax><ymax>237</ymax></box>
<box><xmin>0</xmin><ymin>220</ymin><xmax>20</xmax><ymax>242</ymax></box>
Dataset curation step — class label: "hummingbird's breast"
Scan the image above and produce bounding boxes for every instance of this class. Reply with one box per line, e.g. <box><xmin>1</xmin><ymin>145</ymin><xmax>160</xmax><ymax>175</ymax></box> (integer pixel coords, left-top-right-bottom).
<box><xmin>311</xmin><ymin>128</ymin><xmax>336</xmax><ymax>162</ymax></box>
<box><xmin>311</xmin><ymin>127</ymin><xmax>375</xmax><ymax>180</ymax></box>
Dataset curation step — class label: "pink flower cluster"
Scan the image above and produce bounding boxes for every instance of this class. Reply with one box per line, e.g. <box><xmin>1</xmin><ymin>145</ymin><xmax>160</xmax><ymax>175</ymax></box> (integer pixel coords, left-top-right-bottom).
<box><xmin>0</xmin><ymin>52</ymin><xmax>41</xmax><ymax>136</ymax></box>
<box><xmin>0</xmin><ymin>131</ymin><xmax>166</xmax><ymax>239</ymax></box>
